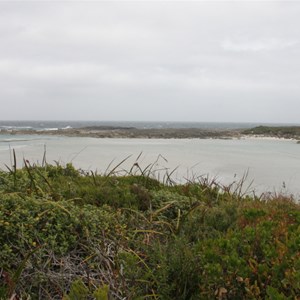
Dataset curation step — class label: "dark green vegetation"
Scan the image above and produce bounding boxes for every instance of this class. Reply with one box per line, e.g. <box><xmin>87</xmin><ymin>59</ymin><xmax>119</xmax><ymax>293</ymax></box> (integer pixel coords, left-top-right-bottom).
<box><xmin>0</xmin><ymin>161</ymin><xmax>299</xmax><ymax>299</ymax></box>
<box><xmin>243</xmin><ymin>126</ymin><xmax>300</xmax><ymax>140</ymax></box>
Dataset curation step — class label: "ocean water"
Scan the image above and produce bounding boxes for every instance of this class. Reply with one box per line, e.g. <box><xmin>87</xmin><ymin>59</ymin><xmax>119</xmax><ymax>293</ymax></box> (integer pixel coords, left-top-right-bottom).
<box><xmin>0</xmin><ymin>133</ymin><xmax>299</xmax><ymax>197</ymax></box>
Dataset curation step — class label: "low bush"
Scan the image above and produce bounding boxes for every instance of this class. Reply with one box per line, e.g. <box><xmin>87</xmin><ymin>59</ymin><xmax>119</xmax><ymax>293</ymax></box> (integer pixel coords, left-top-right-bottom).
<box><xmin>0</xmin><ymin>163</ymin><xmax>299</xmax><ymax>299</ymax></box>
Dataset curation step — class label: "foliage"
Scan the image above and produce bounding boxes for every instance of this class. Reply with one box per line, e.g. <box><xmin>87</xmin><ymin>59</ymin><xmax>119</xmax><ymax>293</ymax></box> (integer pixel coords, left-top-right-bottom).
<box><xmin>243</xmin><ymin>125</ymin><xmax>300</xmax><ymax>139</ymax></box>
<box><xmin>0</xmin><ymin>162</ymin><xmax>299</xmax><ymax>299</ymax></box>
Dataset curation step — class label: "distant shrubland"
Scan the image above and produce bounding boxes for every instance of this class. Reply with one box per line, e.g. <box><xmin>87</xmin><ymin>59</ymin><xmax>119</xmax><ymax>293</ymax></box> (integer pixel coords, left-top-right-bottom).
<box><xmin>243</xmin><ymin>125</ymin><xmax>300</xmax><ymax>140</ymax></box>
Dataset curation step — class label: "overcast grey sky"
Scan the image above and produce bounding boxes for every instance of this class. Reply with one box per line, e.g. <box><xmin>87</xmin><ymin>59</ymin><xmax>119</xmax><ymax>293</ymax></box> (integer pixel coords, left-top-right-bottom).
<box><xmin>0</xmin><ymin>1</ymin><xmax>300</xmax><ymax>123</ymax></box>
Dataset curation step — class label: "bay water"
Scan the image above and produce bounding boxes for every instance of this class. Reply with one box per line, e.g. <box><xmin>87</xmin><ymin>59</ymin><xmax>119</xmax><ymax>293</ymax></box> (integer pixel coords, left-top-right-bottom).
<box><xmin>0</xmin><ymin>133</ymin><xmax>299</xmax><ymax>197</ymax></box>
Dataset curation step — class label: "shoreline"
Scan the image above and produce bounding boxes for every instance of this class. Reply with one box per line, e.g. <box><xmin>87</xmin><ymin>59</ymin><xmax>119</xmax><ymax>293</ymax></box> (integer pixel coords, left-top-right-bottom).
<box><xmin>240</xmin><ymin>135</ymin><xmax>298</xmax><ymax>142</ymax></box>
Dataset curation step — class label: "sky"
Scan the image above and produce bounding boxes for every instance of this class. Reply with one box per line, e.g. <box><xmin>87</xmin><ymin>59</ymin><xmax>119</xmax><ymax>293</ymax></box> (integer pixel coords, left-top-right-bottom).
<box><xmin>0</xmin><ymin>1</ymin><xmax>300</xmax><ymax>123</ymax></box>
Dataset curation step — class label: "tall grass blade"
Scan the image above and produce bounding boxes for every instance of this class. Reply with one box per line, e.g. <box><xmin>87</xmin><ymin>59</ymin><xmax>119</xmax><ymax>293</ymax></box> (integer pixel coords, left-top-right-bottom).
<box><xmin>42</xmin><ymin>144</ymin><xmax>47</xmax><ymax>167</ymax></box>
<box><xmin>23</xmin><ymin>159</ymin><xmax>38</xmax><ymax>194</ymax></box>
<box><xmin>106</xmin><ymin>155</ymin><xmax>132</xmax><ymax>177</ymax></box>
<box><xmin>12</xmin><ymin>149</ymin><xmax>16</xmax><ymax>173</ymax></box>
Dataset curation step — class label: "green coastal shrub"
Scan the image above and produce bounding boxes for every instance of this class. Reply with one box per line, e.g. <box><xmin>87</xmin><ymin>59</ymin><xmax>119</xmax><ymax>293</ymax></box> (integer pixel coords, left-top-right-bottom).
<box><xmin>0</xmin><ymin>191</ymin><xmax>122</xmax><ymax>298</ymax></box>
<box><xmin>0</xmin><ymin>163</ymin><xmax>299</xmax><ymax>299</ymax></box>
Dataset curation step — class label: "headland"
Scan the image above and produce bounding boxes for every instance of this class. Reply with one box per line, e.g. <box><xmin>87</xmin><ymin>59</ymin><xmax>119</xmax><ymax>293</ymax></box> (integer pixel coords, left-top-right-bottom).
<box><xmin>0</xmin><ymin>125</ymin><xmax>300</xmax><ymax>141</ymax></box>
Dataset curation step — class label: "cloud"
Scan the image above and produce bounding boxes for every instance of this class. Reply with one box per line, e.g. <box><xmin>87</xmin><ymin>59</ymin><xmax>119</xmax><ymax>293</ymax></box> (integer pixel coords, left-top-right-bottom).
<box><xmin>222</xmin><ymin>38</ymin><xmax>299</xmax><ymax>52</ymax></box>
<box><xmin>0</xmin><ymin>1</ymin><xmax>300</xmax><ymax>122</ymax></box>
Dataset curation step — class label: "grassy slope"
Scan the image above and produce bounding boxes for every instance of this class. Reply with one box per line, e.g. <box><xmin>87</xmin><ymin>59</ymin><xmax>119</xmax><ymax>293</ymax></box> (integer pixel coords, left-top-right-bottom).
<box><xmin>0</xmin><ymin>163</ymin><xmax>299</xmax><ymax>299</ymax></box>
